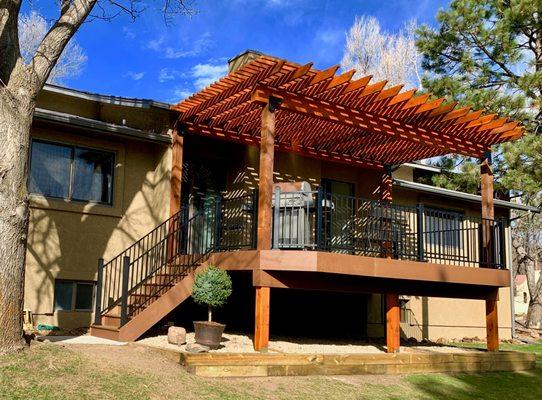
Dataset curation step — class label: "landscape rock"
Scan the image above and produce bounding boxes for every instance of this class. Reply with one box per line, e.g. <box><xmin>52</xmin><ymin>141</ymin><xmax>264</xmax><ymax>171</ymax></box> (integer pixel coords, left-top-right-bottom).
<box><xmin>185</xmin><ymin>343</ymin><xmax>210</xmax><ymax>353</ymax></box>
<box><xmin>167</xmin><ymin>326</ymin><xmax>187</xmax><ymax>345</ymax></box>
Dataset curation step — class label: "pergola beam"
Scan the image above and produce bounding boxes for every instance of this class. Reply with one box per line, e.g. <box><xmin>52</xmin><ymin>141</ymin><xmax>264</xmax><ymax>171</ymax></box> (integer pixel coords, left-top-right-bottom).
<box><xmin>251</xmin><ymin>85</ymin><xmax>487</xmax><ymax>158</ymax></box>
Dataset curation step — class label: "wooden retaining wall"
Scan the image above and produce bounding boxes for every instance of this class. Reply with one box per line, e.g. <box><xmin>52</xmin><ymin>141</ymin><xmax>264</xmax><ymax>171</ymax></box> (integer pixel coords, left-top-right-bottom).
<box><xmin>179</xmin><ymin>351</ymin><xmax>536</xmax><ymax>378</ymax></box>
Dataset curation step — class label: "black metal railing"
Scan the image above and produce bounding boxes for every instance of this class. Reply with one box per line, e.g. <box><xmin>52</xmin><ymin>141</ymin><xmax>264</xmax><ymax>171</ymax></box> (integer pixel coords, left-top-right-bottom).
<box><xmin>94</xmin><ymin>193</ymin><xmax>256</xmax><ymax>327</ymax></box>
<box><xmin>95</xmin><ymin>188</ymin><xmax>507</xmax><ymax>327</ymax></box>
<box><xmin>271</xmin><ymin>188</ymin><xmax>507</xmax><ymax>269</ymax></box>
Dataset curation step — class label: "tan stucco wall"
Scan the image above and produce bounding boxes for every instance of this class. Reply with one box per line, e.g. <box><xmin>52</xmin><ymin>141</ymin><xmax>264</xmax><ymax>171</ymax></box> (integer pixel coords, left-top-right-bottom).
<box><xmin>24</xmin><ymin>125</ymin><xmax>171</xmax><ymax>329</ymax></box>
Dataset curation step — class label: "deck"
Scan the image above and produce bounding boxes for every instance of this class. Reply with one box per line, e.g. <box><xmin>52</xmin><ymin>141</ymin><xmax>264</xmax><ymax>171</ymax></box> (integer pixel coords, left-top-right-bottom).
<box><xmin>209</xmin><ymin>249</ymin><xmax>510</xmax><ymax>300</ymax></box>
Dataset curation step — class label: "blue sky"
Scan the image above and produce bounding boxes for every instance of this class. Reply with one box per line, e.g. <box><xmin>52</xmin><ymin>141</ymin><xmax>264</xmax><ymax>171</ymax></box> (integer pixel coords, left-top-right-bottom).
<box><xmin>30</xmin><ymin>0</ymin><xmax>450</xmax><ymax>103</ymax></box>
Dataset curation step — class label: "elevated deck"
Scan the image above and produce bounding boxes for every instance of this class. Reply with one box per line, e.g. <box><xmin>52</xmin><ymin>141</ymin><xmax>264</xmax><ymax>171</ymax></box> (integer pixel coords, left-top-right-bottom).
<box><xmin>210</xmin><ymin>250</ymin><xmax>510</xmax><ymax>300</ymax></box>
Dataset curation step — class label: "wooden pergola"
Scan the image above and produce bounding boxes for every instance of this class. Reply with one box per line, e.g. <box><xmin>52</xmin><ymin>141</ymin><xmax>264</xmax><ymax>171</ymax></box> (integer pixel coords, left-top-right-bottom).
<box><xmin>172</xmin><ymin>55</ymin><xmax>523</xmax><ymax>353</ymax></box>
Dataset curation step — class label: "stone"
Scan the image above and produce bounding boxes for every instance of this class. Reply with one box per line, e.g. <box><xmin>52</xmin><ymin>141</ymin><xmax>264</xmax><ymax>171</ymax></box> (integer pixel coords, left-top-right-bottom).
<box><xmin>435</xmin><ymin>337</ymin><xmax>447</xmax><ymax>344</ymax></box>
<box><xmin>185</xmin><ymin>343</ymin><xmax>210</xmax><ymax>353</ymax></box>
<box><xmin>167</xmin><ymin>326</ymin><xmax>187</xmax><ymax>345</ymax></box>
<box><xmin>407</xmin><ymin>337</ymin><xmax>418</xmax><ymax>345</ymax></box>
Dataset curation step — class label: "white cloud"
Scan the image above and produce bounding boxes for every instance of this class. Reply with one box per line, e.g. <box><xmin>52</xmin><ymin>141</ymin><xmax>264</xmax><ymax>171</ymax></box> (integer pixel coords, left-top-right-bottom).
<box><xmin>123</xmin><ymin>26</ymin><xmax>136</xmax><ymax>39</ymax></box>
<box><xmin>158</xmin><ymin>68</ymin><xmax>178</xmax><ymax>83</ymax></box>
<box><xmin>191</xmin><ymin>63</ymin><xmax>228</xmax><ymax>90</ymax></box>
<box><xmin>164</xmin><ymin>32</ymin><xmax>213</xmax><ymax>59</ymax></box>
<box><xmin>125</xmin><ymin>71</ymin><xmax>145</xmax><ymax>81</ymax></box>
<box><xmin>173</xmin><ymin>88</ymin><xmax>193</xmax><ymax>100</ymax></box>
<box><xmin>316</xmin><ymin>28</ymin><xmax>343</xmax><ymax>46</ymax></box>
<box><xmin>146</xmin><ymin>37</ymin><xmax>165</xmax><ymax>52</ymax></box>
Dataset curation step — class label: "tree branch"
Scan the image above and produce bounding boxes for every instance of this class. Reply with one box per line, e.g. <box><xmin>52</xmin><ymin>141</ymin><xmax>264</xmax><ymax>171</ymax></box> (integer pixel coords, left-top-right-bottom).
<box><xmin>0</xmin><ymin>0</ymin><xmax>23</xmax><ymax>86</ymax></box>
<box><xmin>28</xmin><ymin>0</ymin><xmax>97</xmax><ymax>97</ymax></box>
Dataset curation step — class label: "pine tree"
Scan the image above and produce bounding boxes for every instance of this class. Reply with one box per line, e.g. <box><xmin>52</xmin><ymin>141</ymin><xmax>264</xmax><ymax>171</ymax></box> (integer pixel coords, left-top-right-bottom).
<box><xmin>417</xmin><ymin>0</ymin><xmax>542</xmax><ymax>328</ymax></box>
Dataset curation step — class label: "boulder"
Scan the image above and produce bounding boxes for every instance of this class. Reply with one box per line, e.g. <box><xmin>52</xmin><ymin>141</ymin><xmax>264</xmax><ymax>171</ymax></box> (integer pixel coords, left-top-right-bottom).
<box><xmin>167</xmin><ymin>326</ymin><xmax>187</xmax><ymax>345</ymax></box>
<box><xmin>185</xmin><ymin>343</ymin><xmax>210</xmax><ymax>353</ymax></box>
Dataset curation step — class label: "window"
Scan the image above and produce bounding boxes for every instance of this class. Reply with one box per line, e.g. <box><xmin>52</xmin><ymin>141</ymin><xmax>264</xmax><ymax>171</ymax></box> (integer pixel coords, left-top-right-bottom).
<box><xmin>424</xmin><ymin>207</ymin><xmax>463</xmax><ymax>248</ymax></box>
<box><xmin>29</xmin><ymin>140</ymin><xmax>114</xmax><ymax>204</ymax></box>
<box><xmin>54</xmin><ymin>280</ymin><xmax>95</xmax><ymax>311</ymax></box>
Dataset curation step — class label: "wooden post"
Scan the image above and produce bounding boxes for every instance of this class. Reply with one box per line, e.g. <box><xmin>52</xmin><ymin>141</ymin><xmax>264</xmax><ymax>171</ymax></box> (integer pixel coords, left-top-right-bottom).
<box><xmin>481</xmin><ymin>152</ymin><xmax>499</xmax><ymax>351</ymax></box>
<box><xmin>381</xmin><ymin>166</ymin><xmax>400</xmax><ymax>353</ymax></box>
<box><xmin>254</xmin><ymin>98</ymin><xmax>278</xmax><ymax>351</ymax></box>
<box><xmin>254</xmin><ymin>286</ymin><xmax>270</xmax><ymax>351</ymax></box>
<box><xmin>486</xmin><ymin>295</ymin><xmax>499</xmax><ymax>352</ymax></box>
<box><xmin>170</xmin><ymin>127</ymin><xmax>184</xmax><ymax>218</ymax></box>
<box><xmin>168</xmin><ymin>127</ymin><xmax>184</xmax><ymax>259</ymax></box>
<box><xmin>386</xmin><ymin>293</ymin><xmax>400</xmax><ymax>353</ymax></box>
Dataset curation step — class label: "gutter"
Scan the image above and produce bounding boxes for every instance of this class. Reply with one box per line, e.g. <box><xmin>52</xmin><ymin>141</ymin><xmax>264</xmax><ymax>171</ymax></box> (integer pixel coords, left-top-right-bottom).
<box><xmin>394</xmin><ymin>178</ymin><xmax>540</xmax><ymax>213</ymax></box>
<box><xmin>43</xmin><ymin>84</ymin><xmax>172</xmax><ymax>110</ymax></box>
<box><xmin>33</xmin><ymin>108</ymin><xmax>172</xmax><ymax>145</ymax></box>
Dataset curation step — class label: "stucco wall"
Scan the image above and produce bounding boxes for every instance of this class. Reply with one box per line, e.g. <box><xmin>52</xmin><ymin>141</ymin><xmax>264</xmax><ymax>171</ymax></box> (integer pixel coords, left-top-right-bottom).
<box><xmin>24</xmin><ymin>126</ymin><xmax>171</xmax><ymax>329</ymax></box>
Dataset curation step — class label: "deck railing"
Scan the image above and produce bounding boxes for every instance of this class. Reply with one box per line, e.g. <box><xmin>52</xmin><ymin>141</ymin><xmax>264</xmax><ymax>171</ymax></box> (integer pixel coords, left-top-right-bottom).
<box><xmin>95</xmin><ymin>189</ymin><xmax>507</xmax><ymax>326</ymax></box>
<box><xmin>271</xmin><ymin>188</ymin><xmax>507</xmax><ymax>269</ymax></box>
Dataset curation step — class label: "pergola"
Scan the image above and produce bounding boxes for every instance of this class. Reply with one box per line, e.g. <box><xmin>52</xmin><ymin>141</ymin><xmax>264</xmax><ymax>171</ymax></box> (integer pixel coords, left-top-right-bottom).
<box><xmin>171</xmin><ymin>54</ymin><xmax>523</xmax><ymax>353</ymax></box>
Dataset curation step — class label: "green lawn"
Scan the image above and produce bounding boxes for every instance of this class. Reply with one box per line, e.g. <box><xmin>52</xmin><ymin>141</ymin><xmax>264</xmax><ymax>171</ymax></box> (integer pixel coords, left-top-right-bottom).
<box><xmin>0</xmin><ymin>341</ymin><xmax>540</xmax><ymax>400</ymax></box>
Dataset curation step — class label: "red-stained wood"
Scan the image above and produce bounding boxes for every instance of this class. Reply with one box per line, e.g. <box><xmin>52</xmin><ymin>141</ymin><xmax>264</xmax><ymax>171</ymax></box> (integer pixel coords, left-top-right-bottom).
<box><xmin>170</xmin><ymin>129</ymin><xmax>183</xmax><ymax>217</ymax></box>
<box><xmin>254</xmin><ymin>101</ymin><xmax>275</xmax><ymax>352</ymax></box>
<box><xmin>386</xmin><ymin>293</ymin><xmax>401</xmax><ymax>353</ymax></box>
<box><xmin>257</xmin><ymin>103</ymin><xmax>276</xmax><ymax>250</ymax></box>
<box><xmin>481</xmin><ymin>155</ymin><xmax>499</xmax><ymax>352</ymax></box>
<box><xmin>486</xmin><ymin>297</ymin><xmax>499</xmax><ymax>352</ymax></box>
<box><xmin>254</xmin><ymin>286</ymin><xmax>271</xmax><ymax>351</ymax></box>
<box><xmin>173</xmin><ymin>55</ymin><xmax>524</xmax><ymax>167</ymax></box>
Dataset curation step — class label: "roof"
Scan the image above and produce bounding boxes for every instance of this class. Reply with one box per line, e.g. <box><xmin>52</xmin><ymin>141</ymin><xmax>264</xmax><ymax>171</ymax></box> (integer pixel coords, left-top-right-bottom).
<box><xmin>34</xmin><ymin>108</ymin><xmax>172</xmax><ymax>144</ymax></box>
<box><xmin>173</xmin><ymin>55</ymin><xmax>523</xmax><ymax>169</ymax></box>
<box><xmin>43</xmin><ymin>84</ymin><xmax>172</xmax><ymax>110</ymax></box>
<box><xmin>394</xmin><ymin>178</ymin><xmax>540</xmax><ymax>213</ymax></box>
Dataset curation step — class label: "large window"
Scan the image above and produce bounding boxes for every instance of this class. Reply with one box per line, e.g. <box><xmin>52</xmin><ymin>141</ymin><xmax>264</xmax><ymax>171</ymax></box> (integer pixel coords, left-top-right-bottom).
<box><xmin>54</xmin><ymin>280</ymin><xmax>95</xmax><ymax>312</ymax></box>
<box><xmin>29</xmin><ymin>140</ymin><xmax>114</xmax><ymax>204</ymax></box>
<box><xmin>424</xmin><ymin>207</ymin><xmax>463</xmax><ymax>248</ymax></box>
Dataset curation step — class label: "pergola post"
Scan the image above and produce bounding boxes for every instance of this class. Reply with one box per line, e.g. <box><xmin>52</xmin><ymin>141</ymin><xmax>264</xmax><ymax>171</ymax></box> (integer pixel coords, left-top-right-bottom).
<box><xmin>168</xmin><ymin>126</ymin><xmax>184</xmax><ymax>259</ymax></box>
<box><xmin>481</xmin><ymin>151</ymin><xmax>499</xmax><ymax>351</ymax></box>
<box><xmin>170</xmin><ymin>126</ymin><xmax>184</xmax><ymax>217</ymax></box>
<box><xmin>254</xmin><ymin>98</ymin><xmax>279</xmax><ymax>352</ymax></box>
<box><xmin>381</xmin><ymin>165</ymin><xmax>400</xmax><ymax>353</ymax></box>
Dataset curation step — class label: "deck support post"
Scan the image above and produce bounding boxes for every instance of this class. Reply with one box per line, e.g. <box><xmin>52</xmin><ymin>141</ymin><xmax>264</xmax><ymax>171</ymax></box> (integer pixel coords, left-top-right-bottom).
<box><xmin>170</xmin><ymin>125</ymin><xmax>184</xmax><ymax>218</ymax></box>
<box><xmin>381</xmin><ymin>165</ymin><xmax>400</xmax><ymax>353</ymax></box>
<box><xmin>253</xmin><ymin>98</ymin><xmax>279</xmax><ymax>351</ymax></box>
<box><xmin>386</xmin><ymin>293</ymin><xmax>400</xmax><ymax>353</ymax></box>
<box><xmin>481</xmin><ymin>151</ymin><xmax>499</xmax><ymax>351</ymax></box>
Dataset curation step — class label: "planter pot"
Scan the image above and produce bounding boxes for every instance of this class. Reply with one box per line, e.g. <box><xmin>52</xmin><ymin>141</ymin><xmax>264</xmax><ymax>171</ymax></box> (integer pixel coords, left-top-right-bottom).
<box><xmin>193</xmin><ymin>321</ymin><xmax>226</xmax><ymax>349</ymax></box>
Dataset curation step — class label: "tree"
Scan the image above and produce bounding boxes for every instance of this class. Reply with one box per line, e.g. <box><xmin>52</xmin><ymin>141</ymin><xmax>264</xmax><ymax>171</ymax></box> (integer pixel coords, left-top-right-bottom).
<box><xmin>416</xmin><ymin>0</ymin><xmax>542</xmax><ymax>328</ymax></box>
<box><xmin>0</xmin><ymin>0</ymin><xmax>195</xmax><ymax>354</ymax></box>
<box><xmin>341</xmin><ymin>16</ymin><xmax>422</xmax><ymax>89</ymax></box>
<box><xmin>191</xmin><ymin>266</ymin><xmax>232</xmax><ymax>322</ymax></box>
<box><xmin>19</xmin><ymin>10</ymin><xmax>87</xmax><ymax>84</ymax></box>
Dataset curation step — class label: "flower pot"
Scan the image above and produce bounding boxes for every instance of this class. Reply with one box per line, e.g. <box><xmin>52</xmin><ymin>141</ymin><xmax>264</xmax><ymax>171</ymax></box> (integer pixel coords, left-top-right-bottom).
<box><xmin>193</xmin><ymin>321</ymin><xmax>225</xmax><ymax>349</ymax></box>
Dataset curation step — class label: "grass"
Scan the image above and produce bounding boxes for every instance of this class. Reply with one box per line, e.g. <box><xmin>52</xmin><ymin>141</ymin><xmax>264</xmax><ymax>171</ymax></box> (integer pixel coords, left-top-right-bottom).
<box><xmin>0</xmin><ymin>341</ymin><xmax>540</xmax><ymax>400</ymax></box>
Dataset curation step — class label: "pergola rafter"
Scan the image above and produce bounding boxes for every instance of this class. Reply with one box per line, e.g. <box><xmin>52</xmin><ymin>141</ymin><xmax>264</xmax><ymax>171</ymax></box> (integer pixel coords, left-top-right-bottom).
<box><xmin>173</xmin><ymin>55</ymin><xmax>523</xmax><ymax>167</ymax></box>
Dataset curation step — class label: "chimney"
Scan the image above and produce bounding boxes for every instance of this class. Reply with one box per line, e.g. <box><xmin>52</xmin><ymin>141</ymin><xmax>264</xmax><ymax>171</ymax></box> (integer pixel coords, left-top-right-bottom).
<box><xmin>228</xmin><ymin>49</ymin><xmax>265</xmax><ymax>73</ymax></box>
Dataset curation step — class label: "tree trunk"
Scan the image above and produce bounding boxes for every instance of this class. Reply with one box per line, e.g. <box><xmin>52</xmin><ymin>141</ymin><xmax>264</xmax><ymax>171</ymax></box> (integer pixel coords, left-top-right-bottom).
<box><xmin>0</xmin><ymin>88</ymin><xmax>34</xmax><ymax>354</ymax></box>
<box><xmin>527</xmin><ymin>300</ymin><xmax>542</xmax><ymax>329</ymax></box>
<box><xmin>208</xmin><ymin>306</ymin><xmax>212</xmax><ymax>322</ymax></box>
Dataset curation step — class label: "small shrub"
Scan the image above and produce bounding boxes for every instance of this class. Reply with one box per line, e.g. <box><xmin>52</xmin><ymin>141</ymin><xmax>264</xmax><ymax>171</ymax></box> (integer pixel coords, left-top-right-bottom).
<box><xmin>191</xmin><ymin>266</ymin><xmax>232</xmax><ymax>322</ymax></box>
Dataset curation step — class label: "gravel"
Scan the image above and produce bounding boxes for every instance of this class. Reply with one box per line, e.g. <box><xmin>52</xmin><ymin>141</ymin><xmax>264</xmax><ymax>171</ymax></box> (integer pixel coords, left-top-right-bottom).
<box><xmin>137</xmin><ymin>333</ymin><xmax>477</xmax><ymax>354</ymax></box>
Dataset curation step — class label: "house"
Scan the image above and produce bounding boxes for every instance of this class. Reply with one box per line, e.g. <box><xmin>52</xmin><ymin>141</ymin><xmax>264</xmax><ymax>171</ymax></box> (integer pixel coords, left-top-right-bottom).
<box><xmin>25</xmin><ymin>51</ymin><xmax>537</xmax><ymax>352</ymax></box>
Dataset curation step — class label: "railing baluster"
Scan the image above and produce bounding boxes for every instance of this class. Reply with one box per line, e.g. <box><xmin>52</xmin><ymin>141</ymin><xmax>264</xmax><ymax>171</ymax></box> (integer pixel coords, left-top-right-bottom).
<box><xmin>120</xmin><ymin>255</ymin><xmax>130</xmax><ymax>326</ymax></box>
<box><xmin>94</xmin><ymin>258</ymin><xmax>104</xmax><ymax>325</ymax></box>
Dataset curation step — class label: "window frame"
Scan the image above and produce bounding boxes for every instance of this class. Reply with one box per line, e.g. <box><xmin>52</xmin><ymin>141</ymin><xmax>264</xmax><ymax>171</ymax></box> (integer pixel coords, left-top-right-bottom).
<box><xmin>54</xmin><ymin>279</ymin><xmax>96</xmax><ymax>312</ymax></box>
<box><xmin>29</xmin><ymin>139</ymin><xmax>116</xmax><ymax>206</ymax></box>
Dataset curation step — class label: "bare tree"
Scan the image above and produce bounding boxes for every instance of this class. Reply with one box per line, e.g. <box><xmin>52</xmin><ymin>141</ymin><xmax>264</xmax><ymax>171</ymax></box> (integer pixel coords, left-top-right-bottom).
<box><xmin>0</xmin><ymin>0</ymin><xmax>195</xmax><ymax>354</ymax></box>
<box><xmin>19</xmin><ymin>10</ymin><xmax>87</xmax><ymax>84</ymax></box>
<box><xmin>341</xmin><ymin>16</ymin><xmax>422</xmax><ymax>89</ymax></box>
<box><xmin>512</xmin><ymin>210</ymin><xmax>542</xmax><ymax>329</ymax></box>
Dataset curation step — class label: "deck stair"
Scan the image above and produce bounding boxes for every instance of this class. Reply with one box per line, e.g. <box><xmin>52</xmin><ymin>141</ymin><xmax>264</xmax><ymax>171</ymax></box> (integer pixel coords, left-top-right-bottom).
<box><xmin>90</xmin><ymin>208</ymin><xmax>217</xmax><ymax>342</ymax></box>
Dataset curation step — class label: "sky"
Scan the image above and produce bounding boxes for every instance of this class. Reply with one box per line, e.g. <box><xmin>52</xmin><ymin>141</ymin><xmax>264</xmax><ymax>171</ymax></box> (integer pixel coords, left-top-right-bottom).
<box><xmin>27</xmin><ymin>0</ymin><xmax>450</xmax><ymax>103</ymax></box>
